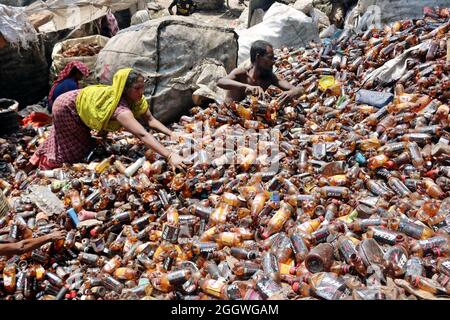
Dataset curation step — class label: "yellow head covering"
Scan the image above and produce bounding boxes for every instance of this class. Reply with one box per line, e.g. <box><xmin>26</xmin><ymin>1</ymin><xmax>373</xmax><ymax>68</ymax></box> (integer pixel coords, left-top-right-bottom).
<box><xmin>76</xmin><ymin>68</ymin><xmax>148</xmax><ymax>132</ymax></box>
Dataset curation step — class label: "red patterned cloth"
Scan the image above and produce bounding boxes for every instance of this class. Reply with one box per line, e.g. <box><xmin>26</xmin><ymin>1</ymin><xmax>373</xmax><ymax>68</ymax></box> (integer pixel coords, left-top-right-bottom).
<box><xmin>30</xmin><ymin>91</ymin><xmax>132</xmax><ymax>170</ymax></box>
<box><xmin>48</xmin><ymin>61</ymin><xmax>90</xmax><ymax>106</ymax></box>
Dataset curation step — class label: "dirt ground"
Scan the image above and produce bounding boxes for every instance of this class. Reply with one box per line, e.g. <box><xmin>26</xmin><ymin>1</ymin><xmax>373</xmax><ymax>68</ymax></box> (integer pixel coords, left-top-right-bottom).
<box><xmin>151</xmin><ymin>0</ymin><xmax>249</xmax><ymax>29</ymax></box>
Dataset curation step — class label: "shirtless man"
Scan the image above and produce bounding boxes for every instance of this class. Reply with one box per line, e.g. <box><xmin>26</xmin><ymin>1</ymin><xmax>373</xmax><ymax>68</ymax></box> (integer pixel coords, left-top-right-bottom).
<box><xmin>217</xmin><ymin>40</ymin><xmax>304</xmax><ymax>106</ymax></box>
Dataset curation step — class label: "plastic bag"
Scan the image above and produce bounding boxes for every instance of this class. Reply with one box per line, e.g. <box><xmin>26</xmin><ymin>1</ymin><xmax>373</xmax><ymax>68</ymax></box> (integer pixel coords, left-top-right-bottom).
<box><xmin>355</xmin><ymin>89</ymin><xmax>394</xmax><ymax>109</ymax></box>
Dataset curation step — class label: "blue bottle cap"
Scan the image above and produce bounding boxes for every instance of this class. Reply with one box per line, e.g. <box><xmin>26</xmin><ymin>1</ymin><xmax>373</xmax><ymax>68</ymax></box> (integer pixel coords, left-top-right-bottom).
<box><xmin>67</xmin><ymin>208</ymin><xmax>80</xmax><ymax>227</ymax></box>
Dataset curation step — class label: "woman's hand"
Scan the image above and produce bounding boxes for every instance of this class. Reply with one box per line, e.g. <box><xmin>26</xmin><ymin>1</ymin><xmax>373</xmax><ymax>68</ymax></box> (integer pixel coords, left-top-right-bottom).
<box><xmin>170</xmin><ymin>131</ymin><xmax>180</xmax><ymax>142</ymax></box>
<box><xmin>245</xmin><ymin>85</ymin><xmax>265</xmax><ymax>100</ymax></box>
<box><xmin>168</xmin><ymin>153</ymin><xmax>187</xmax><ymax>172</ymax></box>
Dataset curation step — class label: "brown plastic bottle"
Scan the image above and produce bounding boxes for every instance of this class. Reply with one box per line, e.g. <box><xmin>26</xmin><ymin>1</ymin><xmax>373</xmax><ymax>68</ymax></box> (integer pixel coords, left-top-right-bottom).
<box><xmin>389</xmin><ymin>151</ymin><xmax>411</xmax><ymax>168</ymax></box>
<box><xmin>435</xmin><ymin>257</ymin><xmax>450</xmax><ymax>276</ymax></box>
<box><xmin>199</xmin><ymin>278</ymin><xmax>227</xmax><ymax>299</ymax></box>
<box><xmin>337</xmin><ymin>236</ymin><xmax>367</xmax><ymax>276</ymax></box>
<box><xmin>396</xmin><ymin>218</ymin><xmax>435</xmax><ymax>240</ymax></box>
<box><xmin>405</xmin><ymin>257</ymin><xmax>425</xmax><ymax>284</ymax></box>
<box><xmin>330</xmin><ymin>262</ymin><xmax>354</xmax><ymax>276</ymax></box>
<box><xmin>422</xmin><ymin>178</ymin><xmax>445</xmax><ymax>199</ymax></box>
<box><xmin>290</xmin><ymin>232</ymin><xmax>310</xmax><ymax>264</ymax></box>
<box><xmin>150</xmin><ymin>273</ymin><xmax>173</xmax><ymax>293</ymax></box>
<box><xmin>296</xmin><ymin>216</ymin><xmax>324</xmax><ymax>234</ymax></box>
<box><xmin>308</xmin><ymin>272</ymin><xmax>351</xmax><ymax>300</ymax></box>
<box><xmin>305</xmin><ymin>243</ymin><xmax>334</xmax><ymax>273</ymax></box>
<box><xmin>272</xmin><ymin>233</ymin><xmax>293</xmax><ymax>263</ymax></box>
<box><xmin>233</xmin><ymin>261</ymin><xmax>261</xmax><ymax>278</ymax></box>
<box><xmin>102</xmin><ymin>255</ymin><xmax>122</xmax><ymax>275</ymax></box>
<box><xmin>69</xmin><ymin>190</ymin><xmax>83</xmax><ymax>213</ymax></box>
<box><xmin>387</xmin><ymin>176</ymin><xmax>411</xmax><ymax>196</ymax></box>
<box><xmin>3</xmin><ymin>263</ymin><xmax>16</xmax><ymax>293</ymax></box>
<box><xmin>261</xmin><ymin>202</ymin><xmax>294</xmax><ymax>239</ymax></box>
<box><xmin>410</xmin><ymin>236</ymin><xmax>449</xmax><ymax>256</ymax></box>
<box><xmin>213</xmin><ymin>232</ymin><xmax>243</xmax><ymax>248</ymax></box>
<box><xmin>114</xmin><ymin>267</ymin><xmax>137</xmax><ymax>281</ymax></box>
<box><xmin>262</xmin><ymin>251</ymin><xmax>281</xmax><ymax>283</ymax></box>
<box><xmin>350</xmin><ymin>218</ymin><xmax>386</xmax><ymax>233</ymax></box>
<box><xmin>318</xmin><ymin>186</ymin><xmax>350</xmax><ymax>199</ymax></box>
<box><xmin>250</xmin><ymin>193</ymin><xmax>269</xmax><ymax>218</ymax></box>
<box><xmin>411</xmin><ymin>275</ymin><xmax>448</xmax><ymax>294</ymax></box>
<box><xmin>209</xmin><ymin>203</ymin><xmax>232</xmax><ymax>226</ymax></box>
<box><xmin>367</xmin><ymin>154</ymin><xmax>391</xmax><ymax>170</ymax></box>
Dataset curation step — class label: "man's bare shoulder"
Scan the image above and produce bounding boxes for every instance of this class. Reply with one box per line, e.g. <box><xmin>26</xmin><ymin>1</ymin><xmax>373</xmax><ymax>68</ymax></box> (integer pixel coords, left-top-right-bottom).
<box><xmin>229</xmin><ymin>67</ymin><xmax>249</xmax><ymax>76</ymax></box>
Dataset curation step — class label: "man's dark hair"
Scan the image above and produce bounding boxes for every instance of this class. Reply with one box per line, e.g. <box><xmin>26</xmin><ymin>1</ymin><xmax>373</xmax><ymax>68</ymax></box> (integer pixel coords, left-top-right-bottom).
<box><xmin>250</xmin><ymin>40</ymin><xmax>273</xmax><ymax>63</ymax></box>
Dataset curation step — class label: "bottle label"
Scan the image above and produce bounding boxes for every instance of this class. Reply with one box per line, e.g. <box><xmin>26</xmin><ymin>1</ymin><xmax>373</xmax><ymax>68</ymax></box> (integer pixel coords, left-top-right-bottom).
<box><xmin>315</xmin><ymin>275</ymin><xmax>349</xmax><ymax>300</ymax></box>
<box><xmin>441</xmin><ymin>260</ymin><xmax>450</xmax><ymax>275</ymax></box>
<box><xmin>220</xmin><ymin>232</ymin><xmax>238</xmax><ymax>247</ymax></box>
<box><xmin>339</xmin><ymin>239</ymin><xmax>357</xmax><ymax>262</ymax></box>
<box><xmin>312</xmin><ymin>227</ymin><xmax>330</xmax><ymax>243</ymax></box>
<box><xmin>3</xmin><ymin>275</ymin><xmax>13</xmax><ymax>287</ymax></box>
<box><xmin>103</xmin><ymin>276</ymin><xmax>122</xmax><ymax>292</ymax></box>
<box><xmin>167</xmin><ymin>270</ymin><xmax>187</xmax><ymax>285</ymax></box>
<box><xmin>398</xmin><ymin>220</ymin><xmax>424</xmax><ymax>239</ymax></box>
<box><xmin>372</xmin><ymin>228</ymin><xmax>399</xmax><ymax>245</ymax></box>
<box><xmin>405</xmin><ymin>258</ymin><xmax>424</xmax><ymax>278</ymax></box>
<box><xmin>324</xmin><ymin>190</ymin><xmax>344</xmax><ymax>198</ymax></box>
<box><xmin>162</xmin><ymin>224</ymin><xmax>180</xmax><ymax>243</ymax></box>
<box><xmin>226</xmin><ymin>283</ymin><xmax>242</xmax><ymax>300</ymax></box>
<box><xmin>256</xmin><ymin>276</ymin><xmax>282</xmax><ymax>299</ymax></box>
<box><xmin>418</xmin><ymin>236</ymin><xmax>447</xmax><ymax>251</ymax></box>
<box><xmin>291</xmin><ymin>234</ymin><xmax>308</xmax><ymax>255</ymax></box>
<box><xmin>204</xmin><ymin>280</ymin><xmax>225</xmax><ymax>298</ymax></box>
<box><xmin>80</xmin><ymin>253</ymin><xmax>99</xmax><ymax>265</ymax></box>
<box><xmin>198</xmin><ymin>242</ymin><xmax>218</xmax><ymax>254</ymax></box>
<box><xmin>389</xmin><ymin>181</ymin><xmax>409</xmax><ymax>196</ymax></box>
<box><xmin>163</xmin><ymin>256</ymin><xmax>174</xmax><ymax>271</ymax></box>
<box><xmin>262</xmin><ymin>254</ymin><xmax>279</xmax><ymax>274</ymax></box>
<box><xmin>243</xmin><ymin>264</ymin><xmax>260</xmax><ymax>277</ymax></box>
<box><xmin>360</xmin><ymin>219</ymin><xmax>383</xmax><ymax>230</ymax></box>
<box><xmin>385</xmin><ymin>248</ymin><xmax>408</xmax><ymax>274</ymax></box>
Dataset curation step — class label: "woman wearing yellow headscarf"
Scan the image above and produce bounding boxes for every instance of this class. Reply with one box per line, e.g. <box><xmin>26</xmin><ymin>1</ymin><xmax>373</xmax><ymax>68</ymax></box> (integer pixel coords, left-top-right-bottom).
<box><xmin>30</xmin><ymin>68</ymin><xmax>186</xmax><ymax>171</ymax></box>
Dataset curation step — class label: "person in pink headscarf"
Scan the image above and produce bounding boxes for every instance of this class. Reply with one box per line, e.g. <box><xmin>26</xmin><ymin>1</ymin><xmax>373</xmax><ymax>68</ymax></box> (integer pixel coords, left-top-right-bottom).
<box><xmin>48</xmin><ymin>61</ymin><xmax>90</xmax><ymax>113</ymax></box>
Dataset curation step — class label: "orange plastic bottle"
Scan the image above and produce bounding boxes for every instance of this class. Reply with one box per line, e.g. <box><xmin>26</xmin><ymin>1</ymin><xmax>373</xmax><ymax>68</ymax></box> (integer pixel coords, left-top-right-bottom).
<box><xmin>262</xmin><ymin>202</ymin><xmax>294</xmax><ymax>239</ymax></box>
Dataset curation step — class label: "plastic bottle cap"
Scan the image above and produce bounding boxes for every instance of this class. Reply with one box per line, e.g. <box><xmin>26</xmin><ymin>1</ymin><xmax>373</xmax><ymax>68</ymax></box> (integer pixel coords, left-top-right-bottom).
<box><xmin>386</xmin><ymin>161</ymin><xmax>395</xmax><ymax>169</ymax></box>
<box><xmin>289</xmin><ymin>266</ymin><xmax>297</xmax><ymax>275</ymax></box>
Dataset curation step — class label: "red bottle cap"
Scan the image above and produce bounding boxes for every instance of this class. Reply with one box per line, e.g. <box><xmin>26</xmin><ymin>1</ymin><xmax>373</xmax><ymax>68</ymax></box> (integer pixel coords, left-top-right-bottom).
<box><xmin>425</xmin><ymin>168</ymin><xmax>439</xmax><ymax>178</ymax></box>
<box><xmin>289</xmin><ymin>266</ymin><xmax>297</xmax><ymax>275</ymax></box>
<box><xmin>386</xmin><ymin>161</ymin><xmax>395</xmax><ymax>169</ymax></box>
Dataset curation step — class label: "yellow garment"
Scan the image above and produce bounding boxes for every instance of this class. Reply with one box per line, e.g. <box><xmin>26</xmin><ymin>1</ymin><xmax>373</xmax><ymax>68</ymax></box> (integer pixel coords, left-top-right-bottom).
<box><xmin>76</xmin><ymin>68</ymin><xmax>148</xmax><ymax>132</ymax></box>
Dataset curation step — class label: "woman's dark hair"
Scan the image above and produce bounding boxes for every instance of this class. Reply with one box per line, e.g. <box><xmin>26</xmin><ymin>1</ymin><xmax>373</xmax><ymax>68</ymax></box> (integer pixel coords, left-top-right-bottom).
<box><xmin>250</xmin><ymin>40</ymin><xmax>273</xmax><ymax>63</ymax></box>
<box><xmin>125</xmin><ymin>70</ymin><xmax>144</xmax><ymax>89</ymax></box>
<box><xmin>68</xmin><ymin>67</ymin><xmax>83</xmax><ymax>78</ymax></box>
